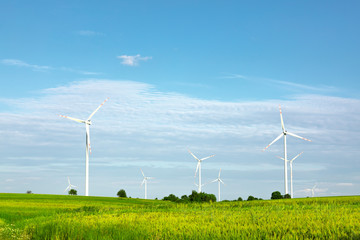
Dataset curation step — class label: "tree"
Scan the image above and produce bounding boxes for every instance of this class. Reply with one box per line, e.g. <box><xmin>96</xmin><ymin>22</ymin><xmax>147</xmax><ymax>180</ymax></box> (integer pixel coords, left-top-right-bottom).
<box><xmin>69</xmin><ymin>189</ymin><xmax>77</xmax><ymax>195</ymax></box>
<box><xmin>26</xmin><ymin>190</ymin><xmax>32</xmax><ymax>194</ymax></box>
<box><xmin>237</xmin><ymin>197</ymin><xmax>243</xmax><ymax>201</ymax></box>
<box><xmin>163</xmin><ymin>194</ymin><xmax>180</xmax><ymax>202</ymax></box>
<box><xmin>247</xmin><ymin>195</ymin><xmax>256</xmax><ymax>201</ymax></box>
<box><xmin>284</xmin><ymin>194</ymin><xmax>291</xmax><ymax>199</ymax></box>
<box><xmin>271</xmin><ymin>191</ymin><xmax>283</xmax><ymax>199</ymax></box>
<box><xmin>117</xmin><ymin>189</ymin><xmax>127</xmax><ymax>198</ymax></box>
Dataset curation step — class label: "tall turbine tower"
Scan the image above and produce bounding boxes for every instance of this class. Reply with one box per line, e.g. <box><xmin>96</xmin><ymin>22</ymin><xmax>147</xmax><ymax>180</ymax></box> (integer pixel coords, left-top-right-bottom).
<box><xmin>277</xmin><ymin>152</ymin><xmax>303</xmax><ymax>198</ymax></box>
<box><xmin>60</xmin><ymin>98</ymin><xmax>109</xmax><ymax>196</ymax></box>
<box><xmin>141</xmin><ymin>169</ymin><xmax>154</xmax><ymax>199</ymax></box>
<box><xmin>188</xmin><ymin>150</ymin><xmax>215</xmax><ymax>193</ymax></box>
<box><xmin>211</xmin><ymin>168</ymin><xmax>225</xmax><ymax>202</ymax></box>
<box><xmin>263</xmin><ymin>105</ymin><xmax>311</xmax><ymax>195</ymax></box>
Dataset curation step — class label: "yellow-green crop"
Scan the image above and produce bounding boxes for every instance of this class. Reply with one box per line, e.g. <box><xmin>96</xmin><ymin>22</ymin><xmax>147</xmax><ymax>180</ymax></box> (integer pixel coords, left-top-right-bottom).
<box><xmin>0</xmin><ymin>194</ymin><xmax>359</xmax><ymax>239</ymax></box>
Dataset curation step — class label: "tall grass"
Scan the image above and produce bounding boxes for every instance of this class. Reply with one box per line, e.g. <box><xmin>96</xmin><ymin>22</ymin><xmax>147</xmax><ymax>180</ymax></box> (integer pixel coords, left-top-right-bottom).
<box><xmin>0</xmin><ymin>194</ymin><xmax>359</xmax><ymax>239</ymax></box>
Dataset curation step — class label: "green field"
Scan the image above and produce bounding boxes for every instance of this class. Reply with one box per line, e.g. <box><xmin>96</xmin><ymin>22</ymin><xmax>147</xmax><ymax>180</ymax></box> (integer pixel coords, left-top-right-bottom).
<box><xmin>0</xmin><ymin>194</ymin><xmax>359</xmax><ymax>239</ymax></box>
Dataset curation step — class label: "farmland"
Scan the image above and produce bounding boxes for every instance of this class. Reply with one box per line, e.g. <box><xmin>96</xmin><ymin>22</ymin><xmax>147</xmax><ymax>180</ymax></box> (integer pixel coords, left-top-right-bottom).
<box><xmin>0</xmin><ymin>194</ymin><xmax>359</xmax><ymax>239</ymax></box>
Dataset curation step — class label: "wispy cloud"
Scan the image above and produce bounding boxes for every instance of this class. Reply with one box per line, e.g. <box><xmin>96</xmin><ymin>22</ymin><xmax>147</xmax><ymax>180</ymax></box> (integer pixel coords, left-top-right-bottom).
<box><xmin>1</xmin><ymin>59</ymin><xmax>51</xmax><ymax>71</ymax></box>
<box><xmin>336</xmin><ymin>183</ymin><xmax>353</xmax><ymax>187</ymax></box>
<box><xmin>222</xmin><ymin>73</ymin><xmax>336</xmax><ymax>93</ymax></box>
<box><xmin>269</xmin><ymin>79</ymin><xmax>336</xmax><ymax>92</ymax></box>
<box><xmin>1</xmin><ymin>59</ymin><xmax>101</xmax><ymax>75</ymax></box>
<box><xmin>77</xmin><ymin>30</ymin><xmax>104</xmax><ymax>36</ymax></box>
<box><xmin>0</xmin><ymin>80</ymin><xmax>359</xmax><ymax>198</ymax></box>
<box><xmin>220</xmin><ymin>73</ymin><xmax>247</xmax><ymax>79</ymax></box>
<box><xmin>117</xmin><ymin>54</ymin><xmax>152</xmax><ymax>66</ymax></box>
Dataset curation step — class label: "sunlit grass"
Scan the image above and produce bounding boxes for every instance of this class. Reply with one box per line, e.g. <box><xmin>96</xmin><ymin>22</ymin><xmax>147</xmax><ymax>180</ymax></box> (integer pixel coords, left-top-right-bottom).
<box><xmin>0</xmin><ymin>193</ymin><xmax>359</xmax><ymax>239</ymax></box>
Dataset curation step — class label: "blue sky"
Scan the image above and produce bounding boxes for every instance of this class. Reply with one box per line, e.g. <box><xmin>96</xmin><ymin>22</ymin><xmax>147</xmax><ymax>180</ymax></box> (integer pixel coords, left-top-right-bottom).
<box><xmin>0</xmin><ymin>1</ymin><xmax>359</xmax><ymax>199</ymax></box>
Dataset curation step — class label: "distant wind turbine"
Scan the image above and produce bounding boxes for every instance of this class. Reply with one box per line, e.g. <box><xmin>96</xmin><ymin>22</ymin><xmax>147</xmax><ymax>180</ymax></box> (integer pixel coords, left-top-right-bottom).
<box><xmin>277</xmin><ymin>152</ymin><xmax>303</xmax><ymax>198</ymax></box>
<box><xmin>60</xmin><ymin>98</ymin><xmax>109</xmax><ymax>196</ymax></box>
<box><xmin>263</xmin><ymin>105</ymin><xmax>311</xmax><ymax>195</ymax></box>
<box><xmin>188</xmin><ymin>149</ymin><xmax>215</xmax><ymax>193</ymax></box>
<box><xmin>64</xmin><ymin>177</ymin><xmax>77</xmax><ymax>193</ymax></box>
<box><xmin>211</xmin><ymin>168</ymin><xmax>225</xmax><ymax>202</ymax></box>
<box><xmin>141</xmin><ymin>169</ymin><xmax>154</xmax><ymax>199</ymax></box>
<box><xmin>311</xmin><ymin>184</ymin><xmax>317</xmax><ymax>197</ymax></box>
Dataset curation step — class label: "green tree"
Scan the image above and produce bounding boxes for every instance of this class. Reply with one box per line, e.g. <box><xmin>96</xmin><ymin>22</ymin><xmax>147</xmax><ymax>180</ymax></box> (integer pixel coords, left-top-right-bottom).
<box><xmin>68</xmin><ymin>189</ymin><xmax>77</xmax><ymax>195</ymax></box>
<box><xmin>247</xmin><ymin>195</ymin><xmax>255</xmax><ymax>201</ymax></box>
<box><xmin>284</xmin><ymin>194</ymin><xmax>291</xmax><ymax>199</ymax></box>
<box><xmin>163</xmin><ymin>194</ymin><xmax>180</xmax><ymax>202</ymax></box>
<box><xmin>117</xmin><ymin>189</ymin><xmax>127</xmax><ymax>198</ymax></box>
<box><xmin>271</xmin><ymin>191</ymin><xmax>283</xmax><ymax>199</ymax></box>
<box><xmin>237</xmin><ymin>197</ymin><xmax>243</xmax><ymax>201</ymax></box>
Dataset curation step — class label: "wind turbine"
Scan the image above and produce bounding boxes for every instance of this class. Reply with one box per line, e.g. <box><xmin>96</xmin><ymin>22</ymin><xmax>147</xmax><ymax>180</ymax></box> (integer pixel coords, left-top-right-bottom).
<box><xmin>211</xmin><ymin>168</ymin><xmax>225</xmax><ymax>202</ymax></box>
<box><xmin>263</xmin><ymin>105</ymin><xmax>311</xmax><ymax>195</ymax></box>
<box><xmin>188</xmin><ymin>149</ymin><xmax>215</xmax><ymax>193</ymax></box>
<box><xmin>60</xmin><ymin>98</ymin><xmax>109</xmax><ymax>196</ymax></box>
<box><xmin>64</xmin><ymin>177</ymin><xmax>77</xmax><ymax>193</ymax></box>
<box><xmin>277</xmin><ymin>152</ymin><xmax>303</xmax><ymax>198</ymax></box>
<box><xmin>311</xmin><ymin>184</ymin><xmax>317</xmax><ymax>197</ymax></box>
<box><xmin>141</xmin><ymin>169</ymin><xmax>154</xmax><ymax>199</ymax></box>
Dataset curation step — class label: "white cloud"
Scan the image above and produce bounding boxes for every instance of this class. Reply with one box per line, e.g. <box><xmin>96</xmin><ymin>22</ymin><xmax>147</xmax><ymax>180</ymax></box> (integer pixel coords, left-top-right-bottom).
<box><xmin>336</xmin><ymin>183</ymin><xmax>353</xmax><ymax>187</ymax></box>
<box><xmin>0</xmin><ymin>79</ymin><xmax>359</xmax><ymax>198</ymax></box>
<box><xmin>117</xmin><ymin>54</ymin><xmax>152</xmax><ymax>66</ymax></box>
<box><xmin>77</xmin><ymin>30</ymin><xmax>104</xmax><ymax>36</ymax></box>
<box><xmin>1</xmin><ymin>59</ymin><xmax>51</xmax><ymax>71</ymax></box>
<box><xmin>1</xmin><ymin>59</ymin><xmax>101</xmax><ymax>75</ymax></box>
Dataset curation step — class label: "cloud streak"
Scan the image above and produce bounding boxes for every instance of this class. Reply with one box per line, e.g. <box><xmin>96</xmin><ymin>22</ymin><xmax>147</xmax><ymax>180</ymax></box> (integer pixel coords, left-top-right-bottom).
<box><xmin>117</xmin><ymin>54</ymin><xmax>152</xmax><ymax>66</ymax></box>
<box><xmin>0</xmin><ymin>79</ymin><xmax>359</xmax><ymax>198</ymax></box>
<box><xmin>1</xmin><ymin>59</ymin><xmax>101</xmax><ymax>75</ymax></box>
<box><xmin>1</xmin><ymin>59</ymin><xmax>51</xmax><ymax>71</ymax></box>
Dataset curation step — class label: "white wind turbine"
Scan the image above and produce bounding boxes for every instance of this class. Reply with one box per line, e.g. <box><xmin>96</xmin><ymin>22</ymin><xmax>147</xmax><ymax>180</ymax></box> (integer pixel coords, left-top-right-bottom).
<box><xmin>311</xmin><ymin>184</ymin><xmax>317</xmax><ymax>197</ymax></box>
<box><xmin>141</xmin><ymin>169</ymin><xmax>154</xmax><ymax>199</ymax></box>
<box><xmin>263</xmin><ymin>105</ymin><xmax>311</xmax><ymax>195</ymax></box>
<box><xmin>60</xmin><ymin>98</ymin><xmax>109</xmax><ymax>196</ymax></box>
<box><xmin>188</xmin><ymin>150</ymin><xmax>215</xmax><ymax>193</ymax></box>
<box><xmin>64</xmin><ymin>177</ymin><xmax>77</xmax><ymax>193</ymax></box>
<box><xmin>211</xmin><ymin>168</ymin><xmax>225</xmax><ymax>202</ymax></box>
<box><xmin>277</xmin><ymin>152</ymin><xmax>303</xmax><ymax>198</ymax></box>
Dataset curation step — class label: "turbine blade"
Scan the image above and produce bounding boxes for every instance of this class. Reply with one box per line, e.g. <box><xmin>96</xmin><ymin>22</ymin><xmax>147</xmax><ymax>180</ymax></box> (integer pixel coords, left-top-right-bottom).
<box><xmin>218</xmin><ymin>168</ymin><xmax>221</xmax><ymax>178</ymax></box>
<box><xmin>64</xmin><ymin>186</ymin><xmax>70</xmax><ymax>192</ymax></box>
<box><xmin>286</xmin><ymin>132</ymin><xmax>312</xmax><ymax>142</ymax></box>
<box><xmin>263</xmin><ymin>133</ymin><xmax>283</xmax><ymax>151</ymax></box>
<box><xmin>188</xmin><ymin>149</ymin><xmax>200</xmax><ymax>161</ymax></box>
<box><xmin>276</xmin><ymin>155</ymin><xmax>286</xmax><ymax>161</ymax></box>
<box><xmin>211</xmin><ymin>179</ymin><xmax>218</xmax><ymax>183</ymax></box>
<box><xmin>220</xmin><ymin>179</ymin><xmax>225</xmax><ymax>185</ymax></box>
<box><xmin>71</xmin><ymin>185</ymin><xmax>77</xmax><ymax>188</ymax></box>
<box><xmin>291</xmin><ymin>152</ymin><xmax>304</xmax><ymax>162</ymax></box>
<box><xmin>194</xmin><ymin>162</ymin><xmax>200</xmax><ymax>177</ymax></box>
<box><xmin>200</xmin><ymin>154</ymin><xmax>215</xmax><ymax>161</ymax></box>
<box><xmin>140</xmin><ymin>169</ymin><xmax>145</xmax><ymax>177</ymax></box>
<box><xmin>279</xmin><ymin>105</ymin><xmax>285</xmax><ymax>132</ymax></box>
<box><xmin>67</xmin><ymin>177</ymin><xmax>70</xmax><ymax>185</ymax></box>
<box><xmin>141</xmin><ymin>179</ymin><xmax>146</xmax><ymax>186</ymax></box>
<box><xmin>59</xmin><ymin>115</ymin><xmax>85</xmax><ymax>124</ymax></box>
<box><xmin>87</xmin><ymin>98</ymin><xmax>109</xmax><ymax>120</ymax></box>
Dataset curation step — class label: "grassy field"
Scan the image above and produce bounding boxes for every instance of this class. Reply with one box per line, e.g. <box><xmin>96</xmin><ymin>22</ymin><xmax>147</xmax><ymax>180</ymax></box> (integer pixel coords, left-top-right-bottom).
<box><xmin>0</xmin><ymin>193</ymin><xmax>359</xmax><ymax>239</ymax></box>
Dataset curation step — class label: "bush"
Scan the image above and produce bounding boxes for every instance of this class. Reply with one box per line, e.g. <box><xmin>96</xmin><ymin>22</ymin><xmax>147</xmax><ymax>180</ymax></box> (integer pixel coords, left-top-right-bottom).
<box><xmin>284</xmin><ymin>194</ymin><xmax>291</xmax><ymax>199</ymax></box>
<box><xmin>68</xmin><ymin>189</ymin><xmax>77</xmax><ymax>195</ymax></box>
<box><xmin>163</xmin><ymin>194</ymin><xmax>180</xmax><ymax>202</ymax></box>
<box><xmin>117</xmin><ymin>189</ymin><xmax>127</xmax><ymax>198</ymax></box>
<box><xmin>271</xmin><ymin>191</ymin><xmax>283</xmax><ymax>199</ymax></box>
